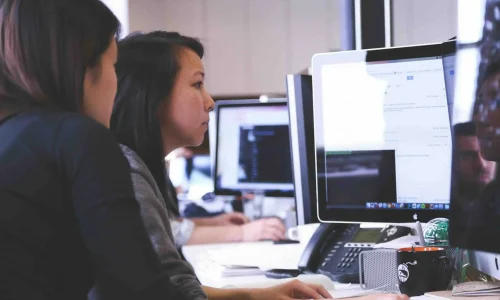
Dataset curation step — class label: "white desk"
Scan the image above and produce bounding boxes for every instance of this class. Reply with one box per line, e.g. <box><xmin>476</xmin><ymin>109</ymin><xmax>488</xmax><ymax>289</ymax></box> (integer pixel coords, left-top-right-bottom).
<box><xmin>182</xmin><ymin>242</ymin><xmax>346</xmax><ymax>288</ymax></box>
<box><xmin>182</xmin><ymin>241</ymin><xmax>434</xmax><ymax>299</ymax></box>
<box><xmin>182</xmin><ymin>241</ymin><xmax>315</xmax><ymax>288</ymax></box>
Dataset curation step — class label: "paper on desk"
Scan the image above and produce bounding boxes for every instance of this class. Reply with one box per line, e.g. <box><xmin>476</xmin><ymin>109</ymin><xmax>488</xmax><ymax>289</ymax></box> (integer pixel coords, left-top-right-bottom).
<box><xmin>189</xmin><ymin>249</ymin><xmax>266</xmax><ymax>279</ymax></box>
<box><xmin>452</xmin><ymin>281</ymin><xmax>500</xmax><ymax>296</ymax></box>
<box><xmin>425</xmin><ymin>290</ymin><xmax>500</xmax><ymax>299</ymax></box>
<box><xmin>219</xmin><ymin>266</ymin><xmax>264</xmax><ymax>277</ymax></box>
<box><xmin>206</xmin><ymin>243</ymin><xmax>304</xmax><ymax>270</ymax></box>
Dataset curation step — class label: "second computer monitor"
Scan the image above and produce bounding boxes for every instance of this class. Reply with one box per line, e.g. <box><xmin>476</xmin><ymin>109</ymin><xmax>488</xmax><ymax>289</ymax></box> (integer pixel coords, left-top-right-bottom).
<box><xmin>312</xmin><ymin>43</ymin><xmax>453</xmax><ymax>223</ymax></box>
<box><xmin>214</xmin><ymin>99</ymin><xmax>294</xmax><ymax>197</ymax></box>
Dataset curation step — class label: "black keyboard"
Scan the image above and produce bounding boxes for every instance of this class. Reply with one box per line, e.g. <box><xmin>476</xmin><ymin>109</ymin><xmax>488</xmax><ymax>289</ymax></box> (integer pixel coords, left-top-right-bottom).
<box><xmin>273</xmin><ymin>239</ymin><xmax>300</xmax><ymax>245</ymax></box>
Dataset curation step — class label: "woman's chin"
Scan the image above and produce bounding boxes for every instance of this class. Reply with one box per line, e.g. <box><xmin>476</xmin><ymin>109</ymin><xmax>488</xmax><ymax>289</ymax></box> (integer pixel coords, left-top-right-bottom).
<box><xmin>189</xmin><ymin>136</ymin><xmax>205</xmax><ymax>147</ymax></box>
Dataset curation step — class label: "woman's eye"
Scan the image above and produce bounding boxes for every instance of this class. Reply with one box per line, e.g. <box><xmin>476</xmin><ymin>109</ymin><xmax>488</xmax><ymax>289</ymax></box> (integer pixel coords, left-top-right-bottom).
<box><xmin>194</xmin><ymin>82</ymin><xmax>203</xmax><ymax>89</ymax></box>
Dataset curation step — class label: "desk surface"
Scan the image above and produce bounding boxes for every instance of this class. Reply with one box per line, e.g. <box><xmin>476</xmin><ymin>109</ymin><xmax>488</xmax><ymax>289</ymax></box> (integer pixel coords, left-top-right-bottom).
<box><xmin>182</xmin><ymin>241</ymin><xmax>434</xmax><ymax>299</ymax></box>
<box><xmin>182</xmin><ymin>241</ymin><xmax>310</xmax><ymax>288</ymax></box>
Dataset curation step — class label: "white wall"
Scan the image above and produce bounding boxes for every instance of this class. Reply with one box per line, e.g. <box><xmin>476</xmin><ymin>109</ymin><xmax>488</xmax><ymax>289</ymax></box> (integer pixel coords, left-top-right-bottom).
<box><xmin>129</xmin><ymin>0</ymin><xmax>167</xmax><ymax>34</ymax></box>
<box><xmin>127</xmin><ymin>0</ymin><xmax>458</xmax><ymax>95</ymax></box>
<box><xmin>128</xmin><ymin>0</ymin><xmax>340</xmax><ymax>96</ymax></box>
<box><xmin>392</xmin><ymin>0</ymin><xmax>457</xmax><ymax>46</ymax></box>
<box><xmin>101</xmin><ymin>0</ymin><xmax>129</xmax><ymax>38</ymax></box>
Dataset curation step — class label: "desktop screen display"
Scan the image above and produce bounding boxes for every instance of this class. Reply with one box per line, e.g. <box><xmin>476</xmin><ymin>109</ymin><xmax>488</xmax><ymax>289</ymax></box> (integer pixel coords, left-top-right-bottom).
<box><xmin>449</xmin><ymin>0</ymin><xmax>500</xmax><ymax>255</ymax></box>
<box><xmin>214</xmin><ymin>100</ymin><xmax>294</xmax><ymax>196</ymax></box>
<box><xmin>312</xmin><ymin>44</ymin><xmax>453</xmax><ymax>223</ymax></box>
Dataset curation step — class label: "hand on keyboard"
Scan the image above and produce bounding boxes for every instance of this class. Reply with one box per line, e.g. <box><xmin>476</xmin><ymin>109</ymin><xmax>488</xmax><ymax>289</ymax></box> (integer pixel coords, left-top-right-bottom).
<box><xmin>210</xmin><ymin>212</ymin><xmax>250</xmax><ymax>225</ymax></box>
<box><xmin>241</xmin><ymin>217</ymin><xmax>286</xmax><ymax>241</ymax></box>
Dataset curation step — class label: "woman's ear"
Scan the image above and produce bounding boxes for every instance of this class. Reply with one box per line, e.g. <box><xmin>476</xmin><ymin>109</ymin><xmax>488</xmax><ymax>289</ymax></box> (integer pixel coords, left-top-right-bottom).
<box><xmin>84</xmin><ymin>63</ymin><xmax>103</xmax><ymax>86</ymax></box>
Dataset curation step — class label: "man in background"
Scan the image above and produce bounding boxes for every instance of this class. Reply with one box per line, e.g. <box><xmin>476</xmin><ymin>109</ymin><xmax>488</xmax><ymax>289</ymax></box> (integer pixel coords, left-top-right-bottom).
<box><xmin>453</xmin><ymin>121</ymin><xmax>496</xmax><ymax>216</ymax></box>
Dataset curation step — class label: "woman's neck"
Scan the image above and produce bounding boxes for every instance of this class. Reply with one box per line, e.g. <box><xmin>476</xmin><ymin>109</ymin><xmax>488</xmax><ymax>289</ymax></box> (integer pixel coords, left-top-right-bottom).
<box><xmin>162</xmin><ymin>134</ymin><xmax>182</xmax><ymax>159</ymax></box>
<box><xmin>164</xmin><ymin>146</ymin><xmax>177</xmax><ymax>159</ymax></box>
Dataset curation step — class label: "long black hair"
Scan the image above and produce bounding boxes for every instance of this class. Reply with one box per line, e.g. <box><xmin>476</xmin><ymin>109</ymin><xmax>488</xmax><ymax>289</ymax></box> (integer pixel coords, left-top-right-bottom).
<box><xmin>110</xmin><ymin>31</ymin><xmax>204</xmax><ymax>211</ymax></box>
<box><xmin>0</xmin><ymin>0</ymin><xmax>120</xmax><ymax>118</ymax></box>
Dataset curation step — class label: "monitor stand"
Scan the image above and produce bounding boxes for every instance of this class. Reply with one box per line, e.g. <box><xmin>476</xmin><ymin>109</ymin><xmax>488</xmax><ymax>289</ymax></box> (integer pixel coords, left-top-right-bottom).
<box><xmin>469</xmin><ymin>251</ymin><xmax>500</xmax><ymax>280</ymax></box>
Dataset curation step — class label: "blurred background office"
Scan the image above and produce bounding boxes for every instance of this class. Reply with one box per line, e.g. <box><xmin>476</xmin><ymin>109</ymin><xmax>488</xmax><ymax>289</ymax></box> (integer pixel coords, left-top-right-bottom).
<box><xmin>102</xmin><ymin>0</ymin><xmax>459</xmax><ymax>219</ymax></box>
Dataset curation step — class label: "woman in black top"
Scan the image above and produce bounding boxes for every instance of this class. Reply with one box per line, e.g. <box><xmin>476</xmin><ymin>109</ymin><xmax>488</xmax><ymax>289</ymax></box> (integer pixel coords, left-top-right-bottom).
<box><xmin>0</xmin><ymin>1</ymin><xmax>177</xmax><ymax>299</ymax></box>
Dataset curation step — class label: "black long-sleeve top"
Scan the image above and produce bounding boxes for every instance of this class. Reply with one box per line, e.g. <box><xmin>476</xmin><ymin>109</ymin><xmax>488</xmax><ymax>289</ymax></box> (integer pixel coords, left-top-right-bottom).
<box><xmin>0</xmin><ymin>108</ymin><xmax>176</xmax><ymax>300</ymax></box>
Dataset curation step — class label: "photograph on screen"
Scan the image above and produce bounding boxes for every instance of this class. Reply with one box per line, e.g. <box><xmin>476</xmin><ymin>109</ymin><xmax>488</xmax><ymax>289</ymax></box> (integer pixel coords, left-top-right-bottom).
<box><xmin>450</xmin><ymin>0</ymin><xmax>500</xmax><ymax>253</ymax></box>
<box><xmin>319</xmin><ymin>150</ymin><xmax>397</xmax><ymax>208</ymax></box>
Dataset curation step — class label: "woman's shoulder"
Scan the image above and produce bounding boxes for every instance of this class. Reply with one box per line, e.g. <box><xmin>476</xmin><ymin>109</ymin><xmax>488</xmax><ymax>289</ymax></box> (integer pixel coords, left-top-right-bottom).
<box><xmin>119</xmin><ymin>144</ymin><xmax>160</xmax><ymax>190</ymax></box>
<box><xmin>119</xmin><ymin>144</ymin><xmax>168</xmax><ymax>209</ymax></box>
<box><xmin>2</xmin><ymin>107</ymin><xmax>116</xmax><ymax>152</ymax></box>
<box><xmin>119</xmin><ymin>144</ymin><xmax>149</xmax><ymax>174</ymax></box>
<box><xmin>55</xmin><ymin>110</ymin><xmax>109</xmax><ymax>136</ymax></box>
<box><xmin>15</xmin><ymin>107</ymin><xmax>113</xmax><ymax>142</ymax></box>
<box><xmin>5</xmin><ymin>107</ymin><xmax>98</xmax><ymax>130</ymax></box>
<box><xmin>47</xmin><ymin>110</ymin><xmax>123</xmax><ymax>157</ymax></box>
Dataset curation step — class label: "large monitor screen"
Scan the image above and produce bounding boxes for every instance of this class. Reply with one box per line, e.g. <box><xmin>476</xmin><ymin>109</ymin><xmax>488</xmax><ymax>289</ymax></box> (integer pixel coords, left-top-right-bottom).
<box><xmin>312</xmin><ymin>44</ymin><xmax>453</xmax><ymax>223</ymax></box>
<box><xmin>214</xmin><ymin>99</ymin><xmax>294</xmax><ymax>196</ymax></box>
<box><xmin>449</xmin><ymin>0</ymin><xmax>500</xmax><ymax>254</ymax></box>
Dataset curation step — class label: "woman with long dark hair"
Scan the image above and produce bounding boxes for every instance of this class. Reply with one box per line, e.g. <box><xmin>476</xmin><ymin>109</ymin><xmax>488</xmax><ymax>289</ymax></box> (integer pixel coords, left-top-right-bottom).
<box><xmin>0</xmin><ymin>1</ymin><xmax>177</xmax><ymax>299</ymax></box>
<box><xmin>107</xmin><ymin>30</ymin><xmax>409</xmax><ymax>300</ymax></box>
<box><xmin>112</xmin><ymin>31</ymin><xmax>288</xmax><ymax>248</ymax></box>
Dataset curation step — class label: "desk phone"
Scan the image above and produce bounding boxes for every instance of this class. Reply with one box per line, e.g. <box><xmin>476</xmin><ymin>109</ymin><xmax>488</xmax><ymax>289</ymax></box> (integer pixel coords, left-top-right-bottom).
<box><xmin>297</xmin><ymin>223</ymin><xmax>411</xmax><ymax>283</ymax></box>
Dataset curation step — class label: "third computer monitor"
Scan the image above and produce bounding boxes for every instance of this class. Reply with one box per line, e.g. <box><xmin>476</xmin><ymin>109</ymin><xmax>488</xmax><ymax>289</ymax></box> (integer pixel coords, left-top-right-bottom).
<box><xmin>214</xmin><ymin>99</ymin><xmax>294</xmax><ymax>197</ymax></box>
<box><xmin>312</xmin><ymin>43</ymin><xmax>453</xmax><ymax>223</ymax></box>
<box><xmin>286</xmin><ymin>74</ymin><xmax>319</xmax><ymax>225</ymax></box>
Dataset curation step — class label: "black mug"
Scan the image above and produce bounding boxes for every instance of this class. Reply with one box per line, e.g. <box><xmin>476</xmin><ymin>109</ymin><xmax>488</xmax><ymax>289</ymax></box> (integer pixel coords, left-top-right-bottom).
<box><xmin>397</xmin><ymin>246</ymin><xmax>452</xmax><ymax>297</ymax></box>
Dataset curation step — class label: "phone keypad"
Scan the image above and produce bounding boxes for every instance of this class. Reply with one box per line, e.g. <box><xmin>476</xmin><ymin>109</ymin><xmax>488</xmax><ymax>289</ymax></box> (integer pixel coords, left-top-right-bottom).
<box><xmin>315</xmin><ymin>225</ymin><xmax>377</xmax><ymax>284</ymax></box>
<box><xmin>329</xmin><ymin>247</ymin><xmax>362</xmax><ymax>273</ymax></box>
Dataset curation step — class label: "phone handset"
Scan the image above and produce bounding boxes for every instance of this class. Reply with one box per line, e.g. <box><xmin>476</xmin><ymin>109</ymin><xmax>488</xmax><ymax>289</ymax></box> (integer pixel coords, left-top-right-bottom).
<box><xmin>297</xmin><ymin>223</ymin><xmax>349</xmax><ymax>273</ymax></box>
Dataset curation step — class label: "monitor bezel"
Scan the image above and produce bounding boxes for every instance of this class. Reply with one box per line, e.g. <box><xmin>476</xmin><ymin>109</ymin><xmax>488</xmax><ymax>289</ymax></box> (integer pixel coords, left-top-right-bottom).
<box><xmin>441</xmin><ymin>39</ymin><xmax>456</xmax><ymax>57</ymax></box>
<box><xmin>213</xmin><ymin>98</ymin><xmax>294</xmax><ymax>197</ymax></box>
<box><xmin>312</xmin><ymin>42</ymin><xmax>452</xmax><ymax>223</ymax></box>
<box><xmin>286</xmin><ymin>74</ymin><xmax>319</xmax><ymax>225</ymax></box>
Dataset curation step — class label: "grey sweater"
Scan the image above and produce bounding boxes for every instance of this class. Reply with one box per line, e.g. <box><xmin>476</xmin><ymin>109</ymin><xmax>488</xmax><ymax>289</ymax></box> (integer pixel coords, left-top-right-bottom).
<box><xmin>89</xmin><ymin>145</ymin><xmax>207</xmax><ymax>299</ymax></box>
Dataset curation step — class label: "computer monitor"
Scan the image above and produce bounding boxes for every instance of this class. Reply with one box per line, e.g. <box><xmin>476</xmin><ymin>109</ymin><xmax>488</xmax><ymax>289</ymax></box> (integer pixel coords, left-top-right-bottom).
<box><xmin>213</xmin><ymin>99</ymin><xmax>294</xmax><ymax>197</ymax></box>
<box><xmin>312</xmin><ymin>43</ymin><xmax>453</xmax><ymax>223</ymax></box>
<box><xmin>448</xmin><ymin>0</ymin><xmax>500</xmax><ymax>278</ymax></box>
<box><xmin>286</xmin><ymin>74</ymin><xmax>319</xmax><ymax>225</ymax></box>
